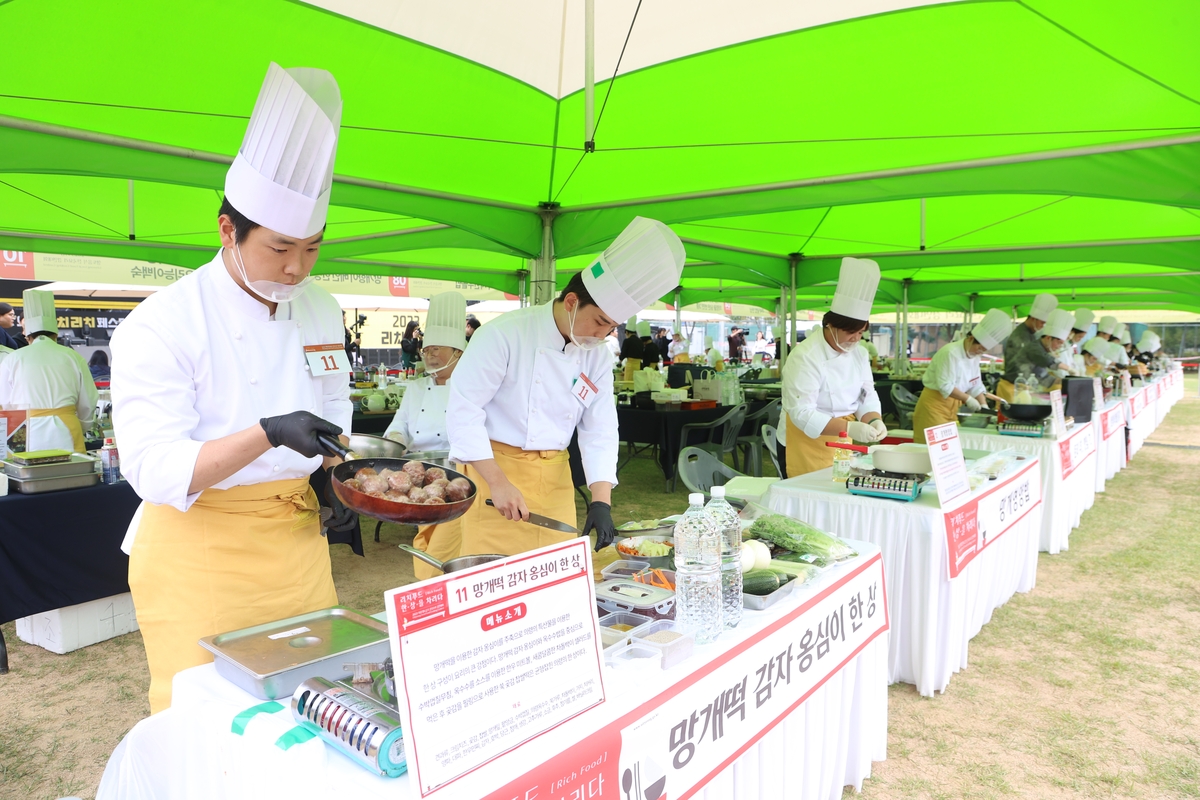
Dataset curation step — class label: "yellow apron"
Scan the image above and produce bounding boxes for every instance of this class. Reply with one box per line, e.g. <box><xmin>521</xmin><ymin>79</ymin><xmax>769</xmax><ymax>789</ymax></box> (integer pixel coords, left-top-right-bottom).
<box><xmin>912</xmin><ymin>387</ymin><xmax>961</xmax><ymax>444</ymax></box>
<box><xmin>623</xmin><ymin>360</ymin><xmax>640</xmax><ymax>382</ymax></box>
<box><xmin>27</xmin><ymin>406</ymin><xmax>85</xmax><ymax>452</ymax></box>
<box><xmin>1085</xmin><ymin>361</ymin><xmax>1102</xmax><ymax>377</ymax></box>
<box><xmin>128</xmin><ymin>478</ymin><xmax>339</xmax><ymax>714</ymax></box>
<box><xmin>785</xmin><ymin>414</ymin><xmax>857</xmax><ymax>477</ymax></box>
<box><xmin>995</xmin><ymin>379</ymin><xmax>1016</xmax><ymax>403</ymax></box>
<box><xmin>459</xmin><ymin>441</ymin><xmax>577</xmax><ymax>557</ymax></box>
<box><xmin>411</xmin><ymin>517</ymin><xmax>464</xmax><ymax>581</ymax></box>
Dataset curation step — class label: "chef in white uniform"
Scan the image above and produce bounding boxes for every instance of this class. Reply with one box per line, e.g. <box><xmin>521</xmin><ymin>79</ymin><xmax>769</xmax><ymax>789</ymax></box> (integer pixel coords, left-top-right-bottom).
<box><xmin>448</xmin><ymin>217</ymin><xmax>685</xmax><ymax>557</ymax></box>
<box><xmin>384</xmin><ymin>291</ymin><xmax>467</xmax><ymax>578</ymax></box>
<box><xmin>1058</xmin><ymin>308</ymin><xmax>1093</xmax><ymax>375</ymax></box>
<box><xmin>0</xmin><ymin>290</ymin><xmax>97</xmax><ymax>452</ymax></box>
<box><xmin>780</xmin><ymin>257</ymin><xmax>886</xmax><ymax>477</ymax></box>
<box><xmin>110</xmin><ymin>63</ymin><xmax>353</xmax><ymax>714</ymax></box>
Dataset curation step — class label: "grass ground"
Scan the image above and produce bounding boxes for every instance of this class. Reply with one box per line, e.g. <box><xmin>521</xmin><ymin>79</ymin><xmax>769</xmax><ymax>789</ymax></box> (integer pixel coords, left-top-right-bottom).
<box><xmin>1</xmin><ymin>375</ymin><xmax>1196</xmax><ymax>799</ymax></box>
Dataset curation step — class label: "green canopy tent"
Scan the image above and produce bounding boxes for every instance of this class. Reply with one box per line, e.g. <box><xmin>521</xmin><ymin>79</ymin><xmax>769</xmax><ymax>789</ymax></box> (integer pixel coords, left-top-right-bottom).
<box><xmin>2</xmin><ymin>0</ymin><xmax>1199</xmax><ymax>341</ymax></box>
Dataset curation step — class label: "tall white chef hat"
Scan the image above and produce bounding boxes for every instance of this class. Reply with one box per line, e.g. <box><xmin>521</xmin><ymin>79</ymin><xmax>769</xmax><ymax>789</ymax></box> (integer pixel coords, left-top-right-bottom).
<box><xmin>1082</xmin><ymin>336</ymin><xmax>1108</xmax><ymax>362</ymax></box>
<box><xmin>22</xmin><ymin>289</ymin><xmax>57</xmax><ymax>336</ymax></box>
<box><xmin>1042</xmin><ymin>309</ymin><xmax>1075</xmax><ymax>341</ymax></box>
<box><xmin>634</xmin><ymin>320</ymin><xmax>650</xmax><ymax>338</ymax></box>
<box><xmin>705</xmin><ymin>335</ymin><xmax>714</xmax><ymax>349</ymax></box>
<box><xmin>970</xmin><ymin>308</ymin><xmax>1013</xmax><ymax>349</ymax></box>
<box><xmin>582</xmin><ymin>217</ymin><xmax>686</xmax><ymax>323</ymax></box>
<box><xmin>1112</xmin><ymin>322</ymin><xmax>1127</xmax><ymax>341</ymax></box>
<box><xmin>1118</xmin><ymin>328</ymin><xmax>1131</xmax><ymax>345</ymax></box>
<box><xmin>829</xmin><ymin>257</ymin><xmax>881</xmax><ymax>321</ymax></box>
<box><xmin>1136</xmin><ymin>331</ymin><xmax>1161</xmax><ymax>353</ymax></box>
<box><xmin>1104</xmin><ymin>340</ymin><xmax>1124</xmax><ymax>363</ymax></box>
<box><xmin>1072</xmin><ymin>308</ymin><xmax>1094</xmax><ymax>331</ymax></box>
<box><xmin>423</xmin><ymin>291</ymin><xmax>467</xmax><ymax>351</ymax></box>
<box><xmin>1097</xmin><ymin>315</ymin><xmax>1118</xmax><ymax>336</ymax></box>
<box><xmin>1029</xmin><ymin>293</ymin><xmax>1057</xmax><ymax>321</ymax></box>
<box><xmin>224</xmin><ymin>62</ymin><xmax>342</xmax><ymax>239</ymax></box>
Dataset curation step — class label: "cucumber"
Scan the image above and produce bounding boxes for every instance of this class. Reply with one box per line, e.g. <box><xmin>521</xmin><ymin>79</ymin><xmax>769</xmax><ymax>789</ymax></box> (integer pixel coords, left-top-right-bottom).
<box><xmin>742</xmin><ymin>569</ymin><xmax>781</xmax><ymax>596</ymax></box>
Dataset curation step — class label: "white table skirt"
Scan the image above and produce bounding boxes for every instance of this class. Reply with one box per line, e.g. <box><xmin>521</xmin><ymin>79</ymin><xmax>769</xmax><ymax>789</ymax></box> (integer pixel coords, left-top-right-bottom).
<box><xmin>765</xmin><ymin>464</ymin><xmax>1041</xmax><ymax>697</ymax></box>
<box><xmin>958</xmin><ymin>424</ymin><xmax>1095</xmax><ymax>555</ymax></box>
<box><xmin>98</xmin><ymin>548</ymin><xmax>889</xmax><ymax>800</ymax></box>
<box><xmin>1123</xmin><ymin>387</ymin><xmax>1155</xmax><ymax>460</ymax></box>
<box><xmin>1095</xmin><ymin>401</ymin><xmax>1127</xmax><ymax>492</ymax></box>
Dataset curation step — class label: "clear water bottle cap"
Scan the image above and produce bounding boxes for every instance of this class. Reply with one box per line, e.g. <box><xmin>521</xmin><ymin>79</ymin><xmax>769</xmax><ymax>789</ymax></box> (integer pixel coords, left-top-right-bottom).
<box><xmin>710</xmin><ymin>486</ymin><xmax>725</xmax><ymax>498</ymax></box>
<box><xmin>688</xmin><ymin>492</ymin><xmax>705</xmax><ymax>506</ymax></box>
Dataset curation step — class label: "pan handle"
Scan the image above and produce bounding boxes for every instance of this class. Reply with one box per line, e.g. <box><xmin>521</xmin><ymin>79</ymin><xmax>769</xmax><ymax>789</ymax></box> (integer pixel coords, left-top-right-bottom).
<box><xmin>824</xmin><ymin>441</ymin><xmax>869</xmax><ymax>453</ymax></box>
<box><xmin>398</xmin><ymin>544</ymin><xmax>445</xmax><ymax>573</ymax></box>
<box><xmin>316</xmin><ymin>432</ymin><xmax>352</xmax><ymax>460</ymax></box>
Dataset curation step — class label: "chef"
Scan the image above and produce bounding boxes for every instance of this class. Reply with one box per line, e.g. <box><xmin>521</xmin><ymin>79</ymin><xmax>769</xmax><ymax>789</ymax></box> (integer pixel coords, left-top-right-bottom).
<box><xmin>447</xmin><ymin>217</ymin><xmax>685</xmax><ymax>557</ymax></box>
<box><xmin>0</xmin><ymin>290</ymin><xmax>98</xmax><ymax>452</ymax></box>
<box><xmin>999</xmin><ymin>308</ymin><xmax>1076</xmax><ymax>395</ymax></box>
<box><xmin>998</xmin><ymin>293</ymin><xmax>1057</xmax><ymax>398</ymax></box>
<box><xmin>618</xmin><ymin>316</ymin><xmax>644</xmax><ymax>380</ymax></box>
<box><xmin>1095</xmin><ymin>315</ymin><xmax>1118</xmax><ymax>341</ymax></box>
<box><xmin>910</xmin><ymin>308</ymin><xmax>1012</xmax><ymax>443</ymax></box>
<box><xmin>110</xmin><ymin>63</ymin><xmax>354</xmax><ymax>713</ymax></box>
<box><xmin>668</xmin><ymin>331</ymin><xmax>690</xmax><ymax>362</ymax></box>
<box><xmin>1061</xmin><ymin>308</ymin><xmax>1093</xmax><ymax>374</ymax></box>
<box><xmin>384</xmin><ymin>291</ymin><xmax>466</xmax><ymax>579</ymax></box>
<box><xmin>780</xmin><ymin>257</ymin><xmax>886</xmax><ymax>477</ymax></box>
<box><xmin>858</xmin><ymin>328</ymin><xmax>880</xmax><ymax>371</ymax></box>
<box><xmin>637</xmin><ymin>320</ymin><xmax>661</xmax><ymax>368</ymax></box>
<box><xmin>704</xmin><ymin>336</ymin><xmax>725</xmax><ymax>370</ymax></box>
<box><xmin>1080</xmin><ymin>337</ymin><xmax>1111</xmax><ymax>377</ymax></box>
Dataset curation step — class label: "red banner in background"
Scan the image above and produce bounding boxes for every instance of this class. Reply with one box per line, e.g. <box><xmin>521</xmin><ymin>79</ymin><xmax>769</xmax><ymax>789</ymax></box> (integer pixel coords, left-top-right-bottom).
<box><xmin>1</xmin><ymin>251</ymin><xmax>34</xmax><ymax>279</ymax></box>
<box><xmin>389</xmin><ymin>277</ymin><xmax>410</xmax><ymax>297</ymax></box>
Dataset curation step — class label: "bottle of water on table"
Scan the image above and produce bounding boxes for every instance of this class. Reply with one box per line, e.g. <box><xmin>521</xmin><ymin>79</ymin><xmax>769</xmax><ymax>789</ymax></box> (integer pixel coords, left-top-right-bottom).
<box><xmin>674</xmin><ymin>492</ymin><xmax>722</xmax><ymax>644</ymax></box>
<box><xmin>704</xmin><ymin>486</ymin><xmax>743</xmax><ymax>630</ymax></box>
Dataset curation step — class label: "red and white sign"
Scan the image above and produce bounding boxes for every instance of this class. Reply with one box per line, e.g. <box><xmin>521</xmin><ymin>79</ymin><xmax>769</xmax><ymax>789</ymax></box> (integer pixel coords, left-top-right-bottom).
<box><xmin>572</xmin><ymin>373</ymin><xmax>600</xmax><ymax>407</ymax></box>
<box><xmin>925</xmin><ymin>422</ymin><xmax>970</xmax><ymax>504</ymax></box>
<box><xmin>386</xmin><ymin>539</ymin><xmax>606</xmax><ymax>798</ymax></box>
<box><xmin>1092</xmin><ymin>377</ymin><xmax>1104</xmax><ymax>412</ymax></box>
<box><xmin>1049</xmin><ymin>389</ymin><xmax>1067</xmax><ymax>437</ymax></box>
<box><xmin>0</xmin><ymin>250</ymin><xmax>34</xmax><ymax>279</ymax></box>
<box><xmin>302</xmin><ymin>343</ymin><xmax>352</xmax><ymax>375</ymax></box>
<box><xmin>1129</xmin><ymin>388</ymin><xmax>1147</xmax><ymax>419</ymax></box>
<box><xmin>480</xmin><ymin>554</ymin><xmax>889</xmax><ymax>800</ymax></box>
<box><xmin>1057</xmin><ymin>421</ymin><xmax>1096</xmax><ymax>481</ymax></box>
<box><xmin>389</xmin><ymin>276</ymin><xmax>410</xmax><ymax>297</ymax></box>
<box><xmin>943</xmin><ymin>459</ymin><xmax>1042</xmax><ymax>580</ymax></box>
<box><xmin>1100</xmin><ymin>403</ymin><xmax>1126</xmax><ymax>441</ymax></box>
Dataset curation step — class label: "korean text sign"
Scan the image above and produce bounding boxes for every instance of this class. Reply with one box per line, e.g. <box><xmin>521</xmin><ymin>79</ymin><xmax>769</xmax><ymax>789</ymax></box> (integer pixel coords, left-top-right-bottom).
<box><xmin>943</xmin><ymin>459</ymin><xmax>1042</xmax><ymax>579</ymax></box>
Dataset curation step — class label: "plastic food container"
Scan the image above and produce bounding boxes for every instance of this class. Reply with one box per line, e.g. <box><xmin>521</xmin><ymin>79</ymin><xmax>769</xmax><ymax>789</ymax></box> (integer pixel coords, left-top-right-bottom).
<box><xmin>600</xmin><ymin>559</ymin><xmax>651</xmax><ymax>580</ymax></box>
<box><xmin>614</xmin><ymin>535</ymin><xmax>675</xmax><ymax>569</ymax></box>
<box><xmin>630</xmin><ymin>620</ymin><xmax>694</xmax><ymax>669</ymax></box>
<box><xmin>597</xmin><ymin>611</ymin><xmax>654</xmax><ymax>641</ymax></box>
<box><xmin>632</xmin><ymin>567</ymin><xmax>676</xmax><ymax>591</ymax></box>
<box><xmin>599</xmin><ymin>625</ymin><xmax>628</xmax><ymax>650</ymax></box>
<box><xmin>606</xmin><ymin>642</ymin><xmax>663</xmax><ymax>670</ymax></box>
<box><xmin>595</xmin><ymin>580</ymin><xmax>676</xmax><ymax>620</ymax></box>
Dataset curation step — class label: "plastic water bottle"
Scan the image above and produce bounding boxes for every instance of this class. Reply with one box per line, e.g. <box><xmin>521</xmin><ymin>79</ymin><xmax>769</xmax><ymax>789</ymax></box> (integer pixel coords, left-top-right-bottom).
<box><xmin>674</xmin><ymin>492</ymin><xmax>722</xmax><ymax>644</ymax></box>
<box><xmin>832</xmin><ymin>431</ymin><xmax>853</xmax><ymax>483</ymax></box>
<box><xmin>100</xmin><ymin>438</ymin><xmax>120</xmax><ymax>484</ymax></box>
<box><xmin>704</xmin><ymin>486</ymin><xmax>743</xmax><ymax>630</ymax></box>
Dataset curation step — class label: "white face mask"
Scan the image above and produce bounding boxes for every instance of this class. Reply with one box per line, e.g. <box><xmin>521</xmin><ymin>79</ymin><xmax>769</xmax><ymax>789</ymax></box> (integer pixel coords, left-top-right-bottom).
<box><xmin>567</xmin><ymin>304</ymin><xmax>606</xmax><ymax>350</ymax></box>
<box><xmin>828</xmin><ymin>328</ymin><xmax>853</xmax><ymax>354</ymax></box>
<box><xmin>228</xmin><ymin>244</ymin><xmax>313</xmax><ymax>303</ymax></box>
<box><xmin>423</xmin><ymin>352</ymin><xmax>459</xmax><ymax>376</ymax></box>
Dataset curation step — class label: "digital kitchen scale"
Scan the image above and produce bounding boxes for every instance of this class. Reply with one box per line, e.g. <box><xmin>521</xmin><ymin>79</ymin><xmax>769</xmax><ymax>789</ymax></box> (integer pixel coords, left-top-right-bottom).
<box><xmin>846</xmin><ymin>469</ymin><xmax>925</xmax><ymax>502</ymax></box>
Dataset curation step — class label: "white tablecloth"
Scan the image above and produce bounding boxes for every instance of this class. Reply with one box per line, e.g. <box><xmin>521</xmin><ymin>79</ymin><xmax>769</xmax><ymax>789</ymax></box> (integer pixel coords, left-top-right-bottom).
<box><xmin>98</xmin><ymin>547</ymin><xmax>889</xmax><ymax>800</ymax></box>
<box><xmin>958</xmin><ymin>422</ymin><xmax>1096</xmax><ymax>554</ymax></box>
<box><xmin>1122</xmin><ymin>386</ymin><xmax>1155</xmax><ymax>460</ymax></box>
<box><xmin>1094</xmin><ymin>400</ymin><xmax>1127</xmax><ymax>492</ymax></box>
<box><xmin>765</xmin><ymin>463</ymin><xmax>1041</xmax><ymax>697</ymax></box>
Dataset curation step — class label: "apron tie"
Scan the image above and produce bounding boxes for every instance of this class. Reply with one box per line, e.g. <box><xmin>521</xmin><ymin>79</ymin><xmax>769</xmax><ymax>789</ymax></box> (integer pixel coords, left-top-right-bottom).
<box><xmin>28</xmin><ymin>406</ymin><xmax>86</xmax><ymax>452</ymax></box>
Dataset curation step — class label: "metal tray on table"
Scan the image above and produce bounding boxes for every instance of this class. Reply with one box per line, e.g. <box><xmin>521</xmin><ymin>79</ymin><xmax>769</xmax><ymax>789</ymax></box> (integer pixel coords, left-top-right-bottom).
<box><xmin>8</xmin><ymin>471</ymin><xmax>100</xmax><ymax>494</ymax></box>
<box><xmin>198</xmin><ymin>607</ymin><xmax>392</xmax><ymax>700</ymax></box>
<box><xmin>3</xmin><ymin>454</ymin><xmax>98</xmax><ymax>480</ymax></box>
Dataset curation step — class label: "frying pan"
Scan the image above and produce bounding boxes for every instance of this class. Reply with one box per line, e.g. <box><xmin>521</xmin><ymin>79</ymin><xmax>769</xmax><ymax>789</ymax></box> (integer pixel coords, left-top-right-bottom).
<box><xmin>319</xmin><ymin>434</ymin><xmax>478</xmax><ymax>525</ymax></box>
<box><xmin>827</xmin><ymin>441</ymin><xmax>933</xmax><ymax>474</ymax></box>
<box><xmin>398</xmin><ymin>544</ymin><xmax>504</xmax><ymax>574</ymax></box>
<box><xmin>1001</xmin><ymin>403</ymin><xmax>1053</xmax><ymax>422</ymax></box>
<box><xmin>348</xmin><ymin>434</ymin><xmax>407</xmax><ymax>459</ymax></box>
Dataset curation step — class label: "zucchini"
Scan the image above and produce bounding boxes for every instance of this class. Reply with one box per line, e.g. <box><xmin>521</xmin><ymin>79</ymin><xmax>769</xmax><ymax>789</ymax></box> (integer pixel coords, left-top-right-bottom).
<box><xmin>742</xmin><ymin>569</ymin><xmax>781</xmax><ymax>596</ymax></box>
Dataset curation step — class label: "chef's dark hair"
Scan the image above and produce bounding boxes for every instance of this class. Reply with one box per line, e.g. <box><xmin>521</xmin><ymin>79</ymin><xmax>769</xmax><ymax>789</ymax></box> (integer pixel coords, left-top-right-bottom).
<box><xmin>0</xmin><ymin>302</ymin><xmax>12</xmax><ymax>315</ymax></box>
<box><xmin>823</xmin><ymin>311</ymin><xmax>869</xmax><ymax>334</ymax></box>
<box><xmin>556</xmin><ymin>272</ymin><xmax>598</xmax><ymax>308</ymax></box>
<box><xmin>218</xmin><ymin>197</ymin><xmax>261</xmax><ymax>244</ymax></box>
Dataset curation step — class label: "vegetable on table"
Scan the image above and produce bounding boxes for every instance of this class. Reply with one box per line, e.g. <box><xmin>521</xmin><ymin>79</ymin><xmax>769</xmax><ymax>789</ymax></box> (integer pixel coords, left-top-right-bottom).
<box><xmin>749</xmin><ymin>514</ymin><xmax>856</xmax><ymax>563</ymax></box>
<box><xmin>742</xmin><ymin>569</ymin><xmax>781</xmax><ymax>596</ymax></box>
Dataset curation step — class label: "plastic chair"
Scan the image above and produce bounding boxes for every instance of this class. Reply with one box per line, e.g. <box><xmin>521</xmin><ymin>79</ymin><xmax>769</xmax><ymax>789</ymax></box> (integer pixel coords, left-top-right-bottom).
<box><xmin>891</xmin><ymin>383</ymin><xmax>920</xmax><ymax>430</ymax></box>
<box><xmin>761</xmin><ymin>424</ymin><xmax>784</xmax><ymax>479</ymax></box>
<box><xmin>673</xmin><ymin>403</ymin><xmax>747</xmax><ymax>491</ymax></box>
<box><xmin>676</xmin><ymin>446</ymin><xmax>745</xmax><ymax>496</ymax></box>
<box><xmin>736</xmin><ymin>398</ymin><xmax>781</xmax><ymax>477</ymax></box>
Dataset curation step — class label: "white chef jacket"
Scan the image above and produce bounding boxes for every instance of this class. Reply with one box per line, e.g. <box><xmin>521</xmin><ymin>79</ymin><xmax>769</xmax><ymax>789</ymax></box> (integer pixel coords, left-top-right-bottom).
<box><xmin>446</xmin><ymin>302</ymin><xmax>619</xmax><ymax>487</ymax></box>
<box><xmin>922</xmin><ymin>339</ymin><xmax>985</xmax><ymax>399</ymax></box>
<box><xmin>668</xmin><ymin>339</ymin><xmax>689</xmax><ymax>359</ymax></box>
<box><xmin>110</xmin><ymin>253</ymin><xmax>351</xmax><ymax>513</ymax></box>
<box><xmin>706</xmin><ymin>348</ymin><xmax>723</xmax><ymax>368</ymax></box>
<box><xmin>0</xmin><ymin>336</ymin><xmax>98</xmax><ymax>452</ymax></box>
<box><xmin>781</xmin><ymin>328</ymin><xmax>881</xmax><ymax>441</ymax></box>
<box><xmin>384</xmin><ymin>376</ymin><xmax>450</xmax><ymax>452</ymax></box>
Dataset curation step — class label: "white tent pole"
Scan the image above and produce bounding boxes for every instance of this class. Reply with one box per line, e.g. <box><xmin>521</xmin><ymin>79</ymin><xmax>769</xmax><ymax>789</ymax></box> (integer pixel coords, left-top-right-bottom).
<box><xmin>899</xmin><ymin>280</ymin><xmax>910</xmax><ymax>375</ymax></box>
<box><xmin>894</xmin><ymin>302</ymin><xmax>901</xmax><ymax>363</ymax></box>
<box><xmin>789</xmin><ymin>259</ymin><xmax>798</xmax><ymax>348</ymax></box>
<box><xmin>584</xmin><ymin>0</ymin><xmax>595</xmax><ymax>151</ymax></box>
<box><xmin>532</xmin><ymin>213</ymin><xmax>556</xmax><ymax>305</ymax></box>
<box><xmin>674</xmin><ymin>287</ymin><xmax>682</xmax><ymax>334</ymax></box>
<box><xmin>919</xmin><ymin>198</ymin><xmax>925</xmax><ymax>251</ymax></box>
<box><xmin>778</xmin><ymin>284</ymin><xmax>789</xmax><ymax>367</ymax></box>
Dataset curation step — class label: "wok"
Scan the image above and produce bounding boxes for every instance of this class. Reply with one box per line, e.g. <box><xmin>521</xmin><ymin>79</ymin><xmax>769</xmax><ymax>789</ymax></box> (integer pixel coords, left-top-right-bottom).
<box><xmin>319</xmin><ymin>435</ymin><xmax>477</xmax><ymax>525</ymax></box>
<box><xmin>398</xmin><ymin>544</ymin><xmax>504</xmax><ymax>574</ymax></box>
<box><xmin>1002</xmin><ymin>403</ymin><xmax>1053</xmax><ymax>422</ymax></box>
<box><xmin>402</xmin><ymin>449</ymin><xmax>451</xmax><ymax>469</ymax></box>
<box><xmin>348</xmin><ymin>434</ymin><xmax>407</xmax><ymax>459</ymax></box>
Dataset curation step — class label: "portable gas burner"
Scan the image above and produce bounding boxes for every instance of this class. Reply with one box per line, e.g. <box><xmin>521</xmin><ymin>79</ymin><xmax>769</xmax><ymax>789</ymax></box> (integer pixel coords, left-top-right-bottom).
<box><xmin>846</xmin><ymin>469</ymin><xmax>926</xmax><ymax>502</ymax></box>
<box><xmin>998</xmin><ymin>419</ymin><xmax>1051</xmax><ymax>438</ymax></box>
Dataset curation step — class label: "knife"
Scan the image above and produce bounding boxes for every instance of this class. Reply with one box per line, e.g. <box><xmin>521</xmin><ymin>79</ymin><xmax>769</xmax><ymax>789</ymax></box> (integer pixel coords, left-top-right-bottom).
<box><xmin>485</xmin><ymin>499</ymin><xmax>581</xmax><ymax>535</ymax></box>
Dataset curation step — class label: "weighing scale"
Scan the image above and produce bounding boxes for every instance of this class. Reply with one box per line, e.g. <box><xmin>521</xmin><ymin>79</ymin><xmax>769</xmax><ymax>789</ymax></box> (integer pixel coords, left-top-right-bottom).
<box><xmin>846</xmin><ymin>469</ymin><xmax>926</xmax><ymax>502</ymax></box>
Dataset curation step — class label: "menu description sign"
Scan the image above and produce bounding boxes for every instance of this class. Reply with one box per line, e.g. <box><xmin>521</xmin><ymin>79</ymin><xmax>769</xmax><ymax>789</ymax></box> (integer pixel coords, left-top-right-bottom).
<box><xmin>1057</xmin><ymin>422</ymin><xmax>1096</xmax><ymax>481</ymax></box>
<box><xmin>1100</xmin><ymin>403</ymin><xmax>1126</xmax><ymax>441</ymax></box>
<box><xmin>1092</xmin><ymin>377</ymin><xmax>1104</xmax><ymax>412</ymax></box>
<box><xmin>924</xmin><ymin>422</ymin><xmax>970</xmax><ymax>505</ymax></box>
<box><xmin>386</xmin><ymin>539</ymin><xmax>605</xmax><ymax>798</ymax></box>
<box><xmin>942</xmin><ymin>459</ymin><xmax>1042</xmax><ymax>579</ymax></box>
<box><xmin>1049</xmin><ymin>389</ymin><xmax>1067</xmax><ymax>437</ymax></box>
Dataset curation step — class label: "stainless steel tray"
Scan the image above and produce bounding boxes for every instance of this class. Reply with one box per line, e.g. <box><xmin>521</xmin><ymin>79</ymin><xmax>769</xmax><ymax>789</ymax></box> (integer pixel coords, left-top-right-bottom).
<box><xmin>743</xmin><ymin>579</ymin><xmax>800</xmax><ymax>611</ymax></box>
<box><xmin>199</xmin><ymin>607</ymin><xmax>392</xmax><ymax>700</ymax></box>
<box><xmin>8</xmin><ymin>471</ymin><xmax>101</xmax><ymax>494</ymax></box>
<box><xmin>3</xmin><ymin>454</ymin><xmax>98</xmax><ymax>480</ymax></box>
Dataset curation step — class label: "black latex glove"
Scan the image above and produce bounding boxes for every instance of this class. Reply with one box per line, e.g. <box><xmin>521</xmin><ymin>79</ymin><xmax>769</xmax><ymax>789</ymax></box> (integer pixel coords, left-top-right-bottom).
<box><xmin>582</xmin><ymin>501</ymin><xmax>615</xmax><ymax>552</ymax></box>
<box><xmin>322</xmin><ymin>470</ymin><xmax>359</xmax><ymax>534</ymax></box>
<box><xmin>260</xmin><ymin>411</ymin><xmax>343</xmax><ymax>458</ymax></box>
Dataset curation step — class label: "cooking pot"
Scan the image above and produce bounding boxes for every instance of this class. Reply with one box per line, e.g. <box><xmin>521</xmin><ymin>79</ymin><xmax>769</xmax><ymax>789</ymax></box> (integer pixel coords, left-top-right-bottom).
<box><xmin>398</xmin><ymin>544</ymin><xmax>505</xmax><ymax>574</ymax></box>
<box><xmin>827</xmin><ymin>441</ymin><xmax>933</xmax><ymax>474</ymax></box>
